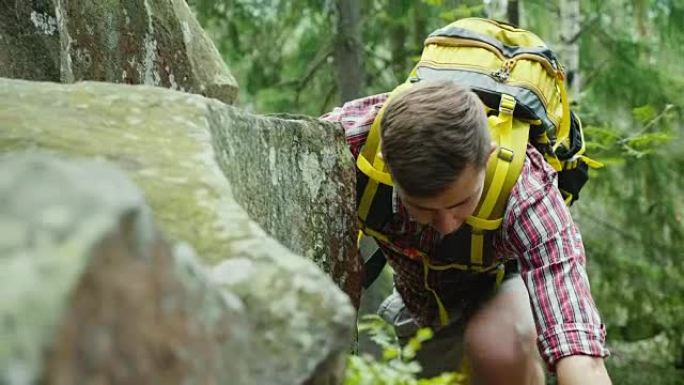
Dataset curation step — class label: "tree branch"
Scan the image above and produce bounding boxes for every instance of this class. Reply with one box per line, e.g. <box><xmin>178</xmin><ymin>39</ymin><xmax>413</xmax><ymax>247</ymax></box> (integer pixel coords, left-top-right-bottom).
<box><xmin>565</xmin><ymin>15</ymin><xmax>601</xmax><ymax>45</ymax></box>
<box><xmin>297</xmin><ymin>46</ymin><xmax>335</xmax><ymax>92</ymax></box>
<box><xmin>275</xmin><ymin>45</ymin><xmax>334</xmax><ymax>91</ymax></box>
<box><xmin>319</xmin><ymin>82</ymin><xmax>338</xmax><ymax>115</ymax></box>
<box><xmin>577</xmin><ymin>206</ymin><xmax>681</xmax><ymax>256</ymax></box>
<box><xmin>581</xmin><ymin>58</ymin><xmax>610</xmax><ymax>89</ymax></box>
<box><xmin>619</xmin><ymin>104</ymin><xmax>675</xmax><ymax>144</ymax></box>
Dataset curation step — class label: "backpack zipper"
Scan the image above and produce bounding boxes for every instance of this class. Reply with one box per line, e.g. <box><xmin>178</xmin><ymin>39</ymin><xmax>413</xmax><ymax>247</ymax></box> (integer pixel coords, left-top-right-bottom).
<box><xmin>425</xmin><ymin>36</ymin><xmax>560</xmax><ymax>77</ymax></box>
<box><xmin>420</xmin><ymin>35</ymin><xmax>565</xmax><ymax>125</ymax></box>
<box><xmin>491</xmin><ymin>59</ymin><xmax>516</xmax><ymax>82</ymax></box>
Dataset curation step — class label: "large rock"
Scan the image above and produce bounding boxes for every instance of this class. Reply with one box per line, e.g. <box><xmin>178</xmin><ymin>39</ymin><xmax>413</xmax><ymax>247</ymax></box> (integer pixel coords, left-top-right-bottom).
<box><xmin>0</xmin><ymin>78</ymin><xmax>359</xmax><ymax>384</ymax></box>
<box><xmin>0</xmin><ymin>153</ymin><xmax>252</xmax><ymax>385</ymax></box>
<box><xmin>0</xmin><ymin>76</ymin><xmax>362</xmax><ymax>308</ymax></box>
<box><xmin>0</xmin><ymin>152</ymin><xmax>354</xmax><ymax>385</ymax></box>
<box><xmin>0</xmin><ymin>0</ymin><xmax>61</xmax><ymax>81</ymax></box>
<box><xmin>211</xmin><ymin>112</ymin><xmax>362</xmax><ymax>308</ymax></box>
<box><xmin>0</xmin><ymin>0</ymin><xmax>238</xmax><ymax>104</ymax></box>
<box><xmin>0</xmin><ymin>77</ymin><xmax>362</xmax><ymax>307</ymax></box>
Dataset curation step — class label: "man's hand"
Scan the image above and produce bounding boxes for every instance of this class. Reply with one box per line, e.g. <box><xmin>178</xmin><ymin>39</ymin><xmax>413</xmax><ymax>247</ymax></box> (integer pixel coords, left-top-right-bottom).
<box><xmin>556</xmin><ymin>355</ymin><xmax>612</xmax><ymax>385</ymax></box>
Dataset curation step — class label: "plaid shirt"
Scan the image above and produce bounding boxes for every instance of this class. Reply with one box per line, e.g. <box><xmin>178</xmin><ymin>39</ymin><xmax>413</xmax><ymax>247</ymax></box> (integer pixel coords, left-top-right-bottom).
<box><xmin>321</xmin><ymin>93</ymin><xmax>609</xmax><ymax>369</ymax></box>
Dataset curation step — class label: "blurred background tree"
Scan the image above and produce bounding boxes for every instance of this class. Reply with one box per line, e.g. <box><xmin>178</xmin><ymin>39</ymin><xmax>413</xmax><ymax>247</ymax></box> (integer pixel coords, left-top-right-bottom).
<box><xmin>189</xmin><ymin>0</ymin><xmax>683</xmax><ymax>382</ymax></box>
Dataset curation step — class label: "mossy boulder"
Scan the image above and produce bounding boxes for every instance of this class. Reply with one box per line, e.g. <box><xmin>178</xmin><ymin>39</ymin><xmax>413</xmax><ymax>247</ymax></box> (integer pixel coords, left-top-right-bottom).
<box><xmin>0</xmin><ymin>0</ymin><xmax>238</xmax><ymax>104</ymax></box>
<box><xmin>0</xmin><ymin>77</ymin><xmax>361</xmax><ymax>305</ymax></box>
<box><xmin>0</xmin><ymin>152</ymin><xmax>355</xmax><ymax>384</ymax></box>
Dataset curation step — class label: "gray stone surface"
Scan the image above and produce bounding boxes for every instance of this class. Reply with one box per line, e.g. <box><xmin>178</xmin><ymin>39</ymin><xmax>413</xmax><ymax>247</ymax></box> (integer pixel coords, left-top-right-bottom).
<box><xmin>211</xmin><ymin>111</ymin><xmax>363</xmax><ymax>308</ymax></box>
<box><xmin>0</xmin><ymin>153</ymin><xmax>251</xmax><ymax>385</ymax></box>
<box><xmin>0</xmin><ymin>78</ymin><xmax>358</xmax><ymax>384</ymax></box>
<box><xmin>0</xmin><ymin>76</ymin><xmax>362</xmax><ymax>308</ymax></box>
<box><xmin>0</xmin><ymin>0</ymin><xmax>238</xmax><ymax>104</ymax></box>
<box><xmin>0</xmin><ymin>0</ymin><xmax>61</xmax><ymax>81</ymax></box>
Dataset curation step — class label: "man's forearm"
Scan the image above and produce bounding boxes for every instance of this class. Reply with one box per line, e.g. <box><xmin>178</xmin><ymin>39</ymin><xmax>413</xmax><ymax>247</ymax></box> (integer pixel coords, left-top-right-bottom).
<box><xmin>556</xmin><ymin>355</ymin><xmax>612</xmax><ymax>385</ymax></box>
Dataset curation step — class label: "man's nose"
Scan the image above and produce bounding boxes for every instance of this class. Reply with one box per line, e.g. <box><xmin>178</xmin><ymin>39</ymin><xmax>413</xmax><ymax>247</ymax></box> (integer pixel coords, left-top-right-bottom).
<box><xmin>432</xmin><ymin>211</ymin><xmax>463</xmax><ymax>235</ymax></box>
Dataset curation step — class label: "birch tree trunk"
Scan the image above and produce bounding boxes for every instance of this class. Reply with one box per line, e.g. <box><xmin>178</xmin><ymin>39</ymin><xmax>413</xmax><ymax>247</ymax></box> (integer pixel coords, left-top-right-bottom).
<box><xmin>334</xmin><ymin>0</ymin><xmax>364</xmax><ymax>102</ymax></box>
<box><xmin>559</xmin><ymin>0</ymin><xmax>581</xmax><ymax>97</ymax></box>
<box><xmin>484</xmin><ymin>0</ymin><xmax>508</xmax><ymax>22</ymax></box>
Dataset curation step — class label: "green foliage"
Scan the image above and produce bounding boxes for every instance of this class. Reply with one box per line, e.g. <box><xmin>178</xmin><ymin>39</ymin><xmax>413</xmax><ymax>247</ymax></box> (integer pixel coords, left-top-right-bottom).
<box><xmin>437</xmin><ymin>6</ymin><xmax>484</xmax><ymax>23</ymax></box>
<box><xmin>344</xmin><ymin>315</ymin><xmax>464</xmax><ymax>385</ymax></box>
<box><xmin>191</xmin><ymin>0</ymin><xmax>337</xmax><ymax>114</ymax></box>
<box><xmin>521</xmin><ymin>3</ymin><xmax>684</xmax><ymax>371</ymax></box>
<box><xmin>583</xmin><ymin>104</ymin><xmax>677</xmax><ymax>160</ymax></box>
<box><xmin>605</xmin><ymin>334</ymin><xmax>684</xmax><ymax>385</ymax></box>
<box><xmin>191</xmin><ymin>0</ymin><xmax>487</xmax><ymax>114</ymax></box>
<box><xmin>576</xmin><ymin>101</ymin><xmax>683</xmax><ymax>372</ymax></box>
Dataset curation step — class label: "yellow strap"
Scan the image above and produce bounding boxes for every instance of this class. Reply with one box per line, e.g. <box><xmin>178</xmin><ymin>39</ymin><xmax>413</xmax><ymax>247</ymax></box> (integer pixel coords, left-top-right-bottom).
<box><xmin>579</xmin><ymin>155</ymin><xmax>604</xmax><ymax>169</ymax></box>
<box><xmin>553</xmin><ymin>72</ymin><xmax>571</xmax><ymax>152</ymax></box>
<box><xmin>495</xmin><ymin>263</ymin><xmax>506</xmax><ymax>288</ymax></box>
<box><xmin>356</xmin><ymin>154</ymin><xmax>393</xmax><ymax>186</ymax></box>
<box><xmin>571</xmin><ymin>114</ymin><xmax>603</xmax><ymax>169</ymax></box>
<box><xmin>364</xmin><ymin>229</ymin><xmax>501</xmax><ymax>273</ymax></box>
<box><xmin>573</xmin><ymin>112</ymin><xmax>586</xmax><ymax>156</ymax></box>
<box><xmin>562</xmin><ymin>191</ymin><xmax>573</xmax><ymax>205</ymax></box>
<box><xmin>470</xmin><ymin>232</ymin><xmax>484</xmax><ymax>265</ymax></box>
<box><xmin>467</xmin><ymin>96</ymin><xmax>529</xmax><ymax>268</ymax></box>
<box><xmin>536</xmin><ymin>133</ymin><xmax>550</xmax><ymax>144</ymax></box>
<box><xmin>358</xmin><ymin>222</ymin><xmax>391</xmax><ymax>243</ymax></box>
<box><xmin>422</xmin><ymin>255</ymin><xmax>506</xmax><ymax>327</ymax></box>
<box><xmin>358</xmin><ymin>82</ymin><xmax>413</xmax><ymax>175</ymax></box>
<box><xmin>544</xmin><ymin>153</ymin><xmax>563</xmax><ymax>171</ymax></box>
<box><xmin>424</xmin><ymin>259</ymin><xmax>499</xmax><ymax>273</ymax></box>
<box><xmin>479</xmin><ymin>151</ymin><xmax>511</xmax><ymax>217</ymax></box>
<box><xmin>499</xmin><ymin>119</ymin><xmax>529</xmax><ymax>213</ymax></box>
<box><xmin>359</xmin><ymin>108</ymin><xmax>383</xmax><ymax>167</ymax></box>
<box><xmin>357</xmin><ymin>83</ymin><xmax>415</xmax><ymax>221</ymax></box>
<box><xmin>475</xmin><ymin>94</ymin><xmax>516</xmax><ymax>219</ymax></box>
<box><xmin>357</xmin><ymin>178</ymin><xmax>380</xmax><ymax>221</ymax></box>
<box><xmin>422</xmin><ymin>255</ymin><xmax>451</xmax><ymax>326</ymax></box>
<box><xmin>465</xmin><ymin>216</ymin><xmax>503</xmax><ymax>230</ymax></box>
<box><xmin>363</xmin><ymin>224</ymin><xmax>494</xmax><ymax>273</ymax></box>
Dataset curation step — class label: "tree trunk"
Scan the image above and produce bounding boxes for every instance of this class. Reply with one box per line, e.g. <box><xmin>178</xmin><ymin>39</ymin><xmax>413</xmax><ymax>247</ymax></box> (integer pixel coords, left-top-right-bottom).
<box><xmin>334</xmin><ymin>0</ymin><xmax>364</xmax><ymax>102</ymax></box>
<box><xmin>412</xmin><ymin>1</ymin><xmax>428</xmax><ymax>56</ymax></box>
<box><xmin>389</xmin><ymin>0</ymin><xmax>409</xmax><ymax>82</ymax></box>
<box><xmin>559</xmin><ymin>0</ymin><xmax>581</xmax><ymax>97</ymax></box>
<box><xmin>484</xmin><ymin>0</ymin><xmax>507</xmax><ymax>21</ymax></box>
<box><xmin>507</xmin><ymin>0</ymin><xmax>520</xmax><ymax>26</ymax></box>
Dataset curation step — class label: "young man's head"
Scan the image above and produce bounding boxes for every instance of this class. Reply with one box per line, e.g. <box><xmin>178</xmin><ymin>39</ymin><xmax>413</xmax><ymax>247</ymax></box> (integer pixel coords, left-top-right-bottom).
<box><xmin>380</xmin><ymin>80</ymin><xmax>494</xmax><ymax>235</ymax></box>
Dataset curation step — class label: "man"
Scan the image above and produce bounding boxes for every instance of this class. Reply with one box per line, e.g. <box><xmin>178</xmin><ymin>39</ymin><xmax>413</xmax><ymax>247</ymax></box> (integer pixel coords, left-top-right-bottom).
<box><xmin>322</xmin><ymin>81</ymin><xmax>611</xmax><ymax>385</ymax></box>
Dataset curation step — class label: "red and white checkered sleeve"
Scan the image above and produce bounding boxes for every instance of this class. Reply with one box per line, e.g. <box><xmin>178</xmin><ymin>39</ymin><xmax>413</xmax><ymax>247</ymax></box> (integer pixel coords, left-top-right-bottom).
<box><xmin>503</xmin><ymin>149</ymin><xmax>609</xmax><ymax>371</ymax></box>
<box><xmin>320</xmin><ymin>93</ymin><xmax>388</xmax><ymax>158</ymax></box>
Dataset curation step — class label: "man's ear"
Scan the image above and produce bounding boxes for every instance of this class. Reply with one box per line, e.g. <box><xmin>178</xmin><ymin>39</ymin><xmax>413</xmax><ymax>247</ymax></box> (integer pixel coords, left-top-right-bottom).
<box><xmin>488</xmin><ymin>141</ymin><xmax>498</xmax><ymax>157</ymax></box>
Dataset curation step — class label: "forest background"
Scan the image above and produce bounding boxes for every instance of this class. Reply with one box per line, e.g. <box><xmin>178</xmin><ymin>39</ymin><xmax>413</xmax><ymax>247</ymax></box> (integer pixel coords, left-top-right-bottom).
<box><xmin>188</xmin><ymin>0</ymin><xmax>683</xmax><ymax>383</ymax></box>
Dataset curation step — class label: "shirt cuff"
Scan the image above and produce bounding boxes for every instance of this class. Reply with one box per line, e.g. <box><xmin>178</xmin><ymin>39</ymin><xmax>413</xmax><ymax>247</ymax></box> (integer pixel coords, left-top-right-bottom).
<box><xmin>538</xmin><ymin>322</ymin><xmax>610</xmax><ymax>371</ymax></box>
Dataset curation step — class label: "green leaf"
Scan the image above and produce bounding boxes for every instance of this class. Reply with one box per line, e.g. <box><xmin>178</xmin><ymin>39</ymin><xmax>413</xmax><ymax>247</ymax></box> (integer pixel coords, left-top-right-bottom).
<box><xmin>422</xmin><ymin>0</ymin><xmax>444</xmax><ymax>6</ymax></box>
<box><xmin>632</xmin><ymin>105</ymin><xmax>657</xmax><ymax>124</ymax></box>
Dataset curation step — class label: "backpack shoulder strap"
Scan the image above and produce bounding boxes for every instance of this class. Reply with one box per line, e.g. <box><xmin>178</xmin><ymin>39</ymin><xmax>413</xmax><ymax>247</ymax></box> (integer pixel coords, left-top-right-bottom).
<box><xmin>466</xmin><ymin>94</ymin><xmax>529</xmax><ymax>266</ymax></box>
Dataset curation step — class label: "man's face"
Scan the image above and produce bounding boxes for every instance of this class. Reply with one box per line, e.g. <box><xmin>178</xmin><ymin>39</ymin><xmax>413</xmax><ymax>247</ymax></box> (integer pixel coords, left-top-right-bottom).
<box><xmin>397</xmin><ymin>163</ymin><xmax>487</xmax><ymax>236</ymax></box>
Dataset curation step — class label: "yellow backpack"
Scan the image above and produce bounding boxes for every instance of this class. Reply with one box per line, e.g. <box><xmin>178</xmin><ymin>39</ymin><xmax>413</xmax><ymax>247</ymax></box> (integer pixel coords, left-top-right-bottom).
<box><xmin>357</xmin><ymin>18</ymin><xmax>602</xmax><ymax>305</ymax></box>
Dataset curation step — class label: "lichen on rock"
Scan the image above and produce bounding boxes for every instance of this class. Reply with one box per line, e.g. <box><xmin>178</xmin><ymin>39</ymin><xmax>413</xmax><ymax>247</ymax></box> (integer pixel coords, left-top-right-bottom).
<box><xmin>0</xmin><ymin>78</ymin><xmax>358</xmax><ymax>384</ymax></box>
